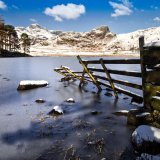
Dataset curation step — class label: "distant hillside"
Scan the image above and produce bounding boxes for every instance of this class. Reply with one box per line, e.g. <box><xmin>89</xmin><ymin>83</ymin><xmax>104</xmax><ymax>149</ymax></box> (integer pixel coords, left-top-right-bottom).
<box><xmin>15</xmin><ymin>24</ymin><xmax>160</xmax><ymax>55</ymax></box>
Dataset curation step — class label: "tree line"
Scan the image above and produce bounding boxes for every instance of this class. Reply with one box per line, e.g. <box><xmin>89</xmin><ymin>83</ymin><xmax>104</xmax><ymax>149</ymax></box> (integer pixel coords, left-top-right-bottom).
<box><xmin>0</xmin><ymin>17</ymin><xmax>31</xmax><ymax>53</ymax></box>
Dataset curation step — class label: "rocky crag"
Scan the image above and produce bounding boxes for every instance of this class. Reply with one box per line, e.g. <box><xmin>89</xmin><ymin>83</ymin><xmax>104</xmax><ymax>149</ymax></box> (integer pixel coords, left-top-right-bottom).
<box><xmin>15</xmin><ymin>24</ymin><xmax>160</xmax><ymax>55</ymax></box>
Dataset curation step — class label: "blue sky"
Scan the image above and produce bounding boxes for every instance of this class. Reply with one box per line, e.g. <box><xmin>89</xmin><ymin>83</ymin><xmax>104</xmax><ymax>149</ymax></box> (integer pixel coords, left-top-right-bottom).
<box><xmin>0</xmin><ymin>0</ymin><xmax>160</xmax><ymax>33</ymax></box>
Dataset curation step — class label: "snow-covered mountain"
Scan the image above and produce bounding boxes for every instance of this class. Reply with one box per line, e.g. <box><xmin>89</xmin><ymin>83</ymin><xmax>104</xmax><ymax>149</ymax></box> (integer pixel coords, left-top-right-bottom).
<box><xmin>15</xmin><ymin>24</ymin><xmax>160</xmax><ymax>55</ymax></box>
<box><xmin>107</xmin><ymin>27</ymin><xmax>160</xmax><ymax>51</ymax></box>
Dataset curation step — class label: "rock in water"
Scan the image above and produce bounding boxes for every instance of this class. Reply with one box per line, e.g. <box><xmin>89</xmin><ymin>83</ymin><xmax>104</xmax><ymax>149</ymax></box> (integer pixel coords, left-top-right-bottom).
<box><xmin>17</xmin><ymin>80</ymin><xmax>48</xmax><ymax>90</ymax></box>
<box><xmin>104</xmin><ymin>92</ymin><xmax>113</xmax><ymax>97</ymax></box>
<box><xmin>48</xmin><ymin>106</ymin><xmax>63</xmax><ymax>115</ymax></box>
<box><xmin>113</xmin><ymin>110</ymin><xmax>129</xmax><ymax>116</ymax></box>
<box><xmin>91</xmin><ymin>111</ymin><xmax>102</xmax><ymax>115</ymax></box>
<box><xmin>35</xmin><ymin>99</ymin><xmax>46</xmax><ymax>103</ymax></box>
<box><xmin>132</xmin><ymin>125</ymin><xmax>160</xmax><ymax>154</ymax></box>
<box><xmin>136</xmin><ymin>153</ymin><xmax>160</xmax><ymax>160</ymax></box>
<box><xmin>66</xmin><ymin>98</ymin><xmax>75</xmax><ymax>103</ymax></box>
<box><xmin>127</xmin><ymin>109</ymin><xmax>153</xmax><ymax>126</ymax></box>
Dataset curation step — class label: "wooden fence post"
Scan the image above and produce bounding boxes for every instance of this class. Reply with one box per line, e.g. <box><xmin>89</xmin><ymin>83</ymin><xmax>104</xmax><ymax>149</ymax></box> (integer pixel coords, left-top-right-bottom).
<box><xmin>100</xmin><ymin>58</ymin><xmax>118</xmax><ymax>98</ymax></box>
<box><xmin>139</xmin><ymin>36</ymin><xmax>146</xmax><ymax>107</ymax></box>
<box><xmin>77</xmin><ymin>55</ymin><xmax>102</xmax><ymax>92</ymax></box>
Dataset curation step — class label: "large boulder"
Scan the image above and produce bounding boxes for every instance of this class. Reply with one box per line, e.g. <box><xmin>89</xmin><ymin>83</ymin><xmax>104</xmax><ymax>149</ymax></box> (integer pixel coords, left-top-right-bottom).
<box><xmin>17</xmin><ymin>80</ymin><xmax>48</xmax><ymax>90</ymax></box>
<box><xmin>132</xmin><ymin>125</ymin><xmax>160</xmax><ymax>154</ymax></box>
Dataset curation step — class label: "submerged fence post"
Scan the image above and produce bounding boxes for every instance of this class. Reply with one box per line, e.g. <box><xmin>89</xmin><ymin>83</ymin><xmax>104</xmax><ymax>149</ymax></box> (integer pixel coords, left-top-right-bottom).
<box><xmin>77</xmin><ymin>55</ymin><xmax>102</xmax><ymax>92</ymax></box>
<box><xmin>61</xmin><ymin>66</ymin><xmax>82</xmax><ymax>81</ymax></box>
<box><xmin>79</xmin><ymin>69</ymin><xmax>86</xmax><ymax>87</ymax></box>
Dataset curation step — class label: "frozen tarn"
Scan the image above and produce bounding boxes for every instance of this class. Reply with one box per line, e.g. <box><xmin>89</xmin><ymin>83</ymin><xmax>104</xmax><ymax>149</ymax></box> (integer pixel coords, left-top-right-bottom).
<box><xmin>136</xmin><ymin>153</ymin><xmax>160</xmax><ymax>160</ymax></box>
<box><xmin>17</xmin><ymin>80</ymin><xmax>48</xmax><ymax>90</ymax></box>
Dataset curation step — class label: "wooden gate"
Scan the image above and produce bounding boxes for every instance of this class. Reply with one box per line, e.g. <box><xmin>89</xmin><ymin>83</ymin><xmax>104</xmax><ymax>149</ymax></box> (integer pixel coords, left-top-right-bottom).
<box><xmin>54</xmin><ymin>37</ymin><xmax>160</xmax><ymax>110</ymax></box>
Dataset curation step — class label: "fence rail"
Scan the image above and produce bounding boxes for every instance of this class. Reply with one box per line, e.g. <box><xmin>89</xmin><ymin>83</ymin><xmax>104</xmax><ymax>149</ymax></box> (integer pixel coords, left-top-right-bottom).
<box><xmin>83</xmin><ymin>59</ymin><xmax>141</xmax><ymax>64</ymax></box>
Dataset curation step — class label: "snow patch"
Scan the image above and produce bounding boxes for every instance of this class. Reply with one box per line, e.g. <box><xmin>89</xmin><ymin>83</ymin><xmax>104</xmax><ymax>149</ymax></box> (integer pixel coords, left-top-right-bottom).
<box><xmin>53</xmin><ymin>106</ymin><xmax>63</xmax><ymax>114</ymax></box>
<box><xmin>20</xmin><ymin>80</ymin><xmax>48</xmax><ymax>86</ymax></box>
<box><xmin>132</xmin><ymin>125</ymin><xmax>160</xmax><ymax>146</ymax></box>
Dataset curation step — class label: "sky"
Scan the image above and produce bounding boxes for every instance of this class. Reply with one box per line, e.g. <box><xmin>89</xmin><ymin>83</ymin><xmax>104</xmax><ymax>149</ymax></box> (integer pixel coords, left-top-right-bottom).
<box><xmin>0</xmin><ymin>0</ymin><xmax>160</xmax><ymax>33</ymax></box>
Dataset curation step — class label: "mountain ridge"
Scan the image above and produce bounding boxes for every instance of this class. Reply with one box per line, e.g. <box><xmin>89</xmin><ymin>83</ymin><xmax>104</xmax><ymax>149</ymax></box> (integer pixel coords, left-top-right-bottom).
<box><xmin>15</xmin><ymin>24</ymin><xmax>160</xmax><ymax>55</ymax></box>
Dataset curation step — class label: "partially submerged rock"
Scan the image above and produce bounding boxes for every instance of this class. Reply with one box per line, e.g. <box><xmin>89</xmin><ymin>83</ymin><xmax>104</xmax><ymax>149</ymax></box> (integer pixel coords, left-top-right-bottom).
<box><xmin>17</xmin><ymin>80</ymin><xmax>48</xmax><ymax>90</ymax></box>
<box><xmin>65</xmin><ymin>98</ymin><xmax>75</xmax><ymax>103</ymax></box>
<box><xmin>131</xmin><ymin>97</ymin><xmax>143</xmax><ymax>104</ymax></box>
<box><xmin>35</xmin><ymin>99</ymin><xmax>46</xmax><ymax>103</ymax></box>
<box><xmin>104</xmin><ymin>92</ymin><xmax>113</xmax><ymax>97</ymax></box>
<box><xmin>132</xmin><ymin>125</ymin><xmax>160</xmax><ymax>154</ymax></box>
<box><xmin>127</xmin><ymin>109</ymin><xmax>153</xmax><ymax>126</ymax></box>
<box><xmin>91</xmin><ymin>111</ymin><xmax>102</xmax><ymax>115</ymax></box>
<box><xmin>113</xmin><ymin>110</ymin><xmax>129</xmax><ymax>116</ymax></box>
<box><xmin>136</xmin><ymin>153</ymin><xmax>160</xmax><ymax>160</ymax></box>
<box><xmin>48</xmin><ymin>106</ymin><xmax>63</xmax><ymax>115</ymax></box>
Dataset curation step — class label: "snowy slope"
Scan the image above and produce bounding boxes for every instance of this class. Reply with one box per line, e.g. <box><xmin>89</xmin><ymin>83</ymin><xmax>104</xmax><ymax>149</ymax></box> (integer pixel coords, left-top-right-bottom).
<box><xmin>15</xmin><ymin>24</ymin><xmax>160</xmax><ymax>55</ymax></box>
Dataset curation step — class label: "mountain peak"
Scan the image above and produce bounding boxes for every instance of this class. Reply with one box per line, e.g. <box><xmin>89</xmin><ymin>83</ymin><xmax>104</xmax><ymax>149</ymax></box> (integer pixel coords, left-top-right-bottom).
<box><xmin>28</xmin><ymin>24</ymin><xmax>44</xmax><ymax>30</ymax></box>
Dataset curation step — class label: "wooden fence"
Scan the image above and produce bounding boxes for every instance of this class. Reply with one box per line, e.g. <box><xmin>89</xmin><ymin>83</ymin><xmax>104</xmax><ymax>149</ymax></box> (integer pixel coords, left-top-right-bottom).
<box><xmin>54</xmin><ymin>36</ymin><xmax>160</xmax><ymax>110</ymax></box>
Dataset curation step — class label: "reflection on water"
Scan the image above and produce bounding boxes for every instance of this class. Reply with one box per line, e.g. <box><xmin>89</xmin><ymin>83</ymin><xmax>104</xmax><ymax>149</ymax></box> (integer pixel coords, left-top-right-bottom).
<box><xmin>0</xmin><ymin>56</ymin><xmax>139</xmax><ymax>160</ymax></box>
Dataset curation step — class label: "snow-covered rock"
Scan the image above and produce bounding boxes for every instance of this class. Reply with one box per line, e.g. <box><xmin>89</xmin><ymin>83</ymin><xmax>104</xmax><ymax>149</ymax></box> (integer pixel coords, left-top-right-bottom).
<box><xmin>65</xmin><ymin>98</ymin><xmax>75</xmax><ymax>103</ymax></box>
<box><xmin>113</xmin><ymin>110</ymin><xmax>129</xmax><ymax>116</ymax></box>
<box><xmin>132</xmin><ymin>125</ymin><xmax>160</xmax><ymax>154</ymax></box>
<box><xmin>48</xmin><ymin>106</ymin><xmax>63</xmax><ymax>115</ymax></box>
<box><xmin>17</xmin><ymin>80</ymin><xmax>48</xmax><ymax>90</ymax></box>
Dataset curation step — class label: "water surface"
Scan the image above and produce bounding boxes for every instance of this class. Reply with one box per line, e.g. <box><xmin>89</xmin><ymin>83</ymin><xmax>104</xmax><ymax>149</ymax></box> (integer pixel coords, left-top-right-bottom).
<box><xmin>0</xmin><ymin>56</ymin><xmax>141</xmax><ymax>160</ymax></box>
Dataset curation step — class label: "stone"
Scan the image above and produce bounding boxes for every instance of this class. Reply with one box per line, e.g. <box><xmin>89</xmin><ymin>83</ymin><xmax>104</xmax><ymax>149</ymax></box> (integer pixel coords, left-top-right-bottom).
<box><xmin>131</xmin><ymin>97</ymin><xmax>143</xmax><ymax>104</ymax></box>
<box><xmin>91</xmin><ymin>111</ymin><xmax>102</xmax><ymax>115</ymax></box>
<box><xmin>48</xmin><ymin>106</ymin><xmax>63</xmax><ymax>115</ymax></box>
<box><xmin>152</xmin><ymin>110</ymin><xmax>160</xmax><ymax>124</ymax></box>
<box><xmin>65</xmin><ymin>98</ymin><xmax>75</xmax><ymax>103</ymax></box>
<box><xmin>136</xmin><ymin>153</ymin><xmax>160</xmax><ymax>160</ymax></box>
<box><xmin>127</xmin><ymin>109</ymin><xmax>153</xmax><ymax>126</ymax></box>
<box><xmin>123</xmin><ymin>97</ymin><xmax>129</xmax><ymax>100</ymax></box>
<box><xmin>104</xmin><ymin>92</ymin><xmax>113</xmax><ymax>97</ymax></box>
<box><xmin>35</xmin><ymin>99</ymin><xmax>45</xmax><ymax>103</ymax></box>
<box><xmin>132</xmin><ymin>125</ymin><xmax>160</xmax><ymax>154</ymax></box>
<box><xmin>113</xmin><ymin>110</ymin><xmax>129</xmax><ymax>116</ymax></box>
<box><xmin>151</xmin><ymin>96</ymin><xmax>160</xmax><ymax>112</ymax></box>
<box><xmin>17</xmin><ymin>80</ymin><xmax>48</xmax><ymax>90</ymax></box>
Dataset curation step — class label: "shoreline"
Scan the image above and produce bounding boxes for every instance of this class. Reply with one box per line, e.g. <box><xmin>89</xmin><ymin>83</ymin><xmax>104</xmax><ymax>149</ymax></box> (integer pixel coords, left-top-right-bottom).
<box><xmin>0</xmin><ymin>49</ymin><xmax>140</xmax><ymax>58</ymax></box>
<box><xmin>29</xmin><ymin>50</ymin><xmax>140</xmax><ymax>58</ymax></box>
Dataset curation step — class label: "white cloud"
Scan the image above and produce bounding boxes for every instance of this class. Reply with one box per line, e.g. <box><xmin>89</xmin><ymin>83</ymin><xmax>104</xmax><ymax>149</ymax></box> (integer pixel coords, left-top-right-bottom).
<box><xmin>0</xmin><ymin>0</ymin><xmax>7</xmax><ymax>10</ymax></box>
<box><xmin>153</xmin><ymin>17</ymin><xmax>160</xmax><ymax>22</ymax></box>
<box><xmin>30</xmin><ymin>18</ymin><xmax>38</xmax><ymax>22</ymax></box>
<box><xmin>109</xmin><ymin>0</ymin><xmax>133</xmax><ymax>17</ymax></box>
<box><xmin>44</xmin><ymin>3</ymin><xmax>85</xmax><ymax>22</ymax></box>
